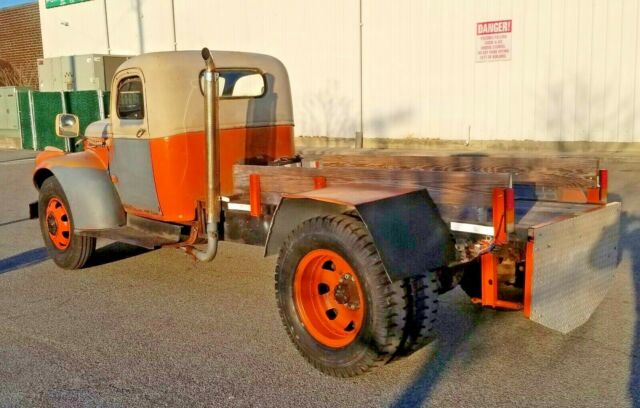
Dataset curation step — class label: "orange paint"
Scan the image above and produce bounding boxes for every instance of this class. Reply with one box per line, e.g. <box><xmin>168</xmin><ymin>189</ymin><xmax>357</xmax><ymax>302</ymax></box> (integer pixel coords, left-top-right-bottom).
<box><xmin>249</xmin><ymin>174</ymin><xmax>262</xmax><ymax>217</ymax></box>
<box><xmin>35</xmin><ymin>150</ymin><xmax>64</xmax><ymax>168</ymax></box>
<box><xmin>523</xmin><ymin>240</ymin><xmax>534</xmax><ymax>318</ymax></box>
<box><xmin>492</xmin><ymin>188</ymin><xmax>507</xmax><ymax>244</ymax></box>
<box><xmin>34</xmin><ymin>149</ymin><xmax>109</xmax><ymax>187</ymax></box>
<box><xmin>84</xmin><ymin>140</ymin><xmax>111</xmax><ymax>169</ymax></box>
<box><xmin>586</xmin><ymin>187</ymin><xmax>601</xmax><ymax>203</ymax></box>
<box><xmin>599</xmin><ymin>169</ymin><xmax>608</xmax><ymax>202</ymax></box>
<box><xmin>480</xmin><ymin>253</ymin><xmax>498</xmax><ymax>307</ymax></box>
<box><xmin>149</xmin><ymin>125</ymin><xmax>294</xmax><ymax>222</ymax></box>
<box><xmin>294</xmin><ymin>249</ymin><xmax>365</xmax><ymax>348</ymax></box>
<box><xmin>473</xmin><ymin>252</ymin><xmax>523</xmax><ymax>311</ymax></box>
<box><xmin>313</xmin><ymin>176</ymin><xmax>327</xmax><ymax>189</ymax></box>
<box><xmin>505</xmin><ymin>187</ymin><xmax>515</xmax><ymax>233</ymax></box>
<box><xmin>45</xmin><ymin>197</ymin><xmax>71</xmax><ymax>250</ymax></box>
<box><xmin>558</xmin><ymin>187</ymin><xmax>588</xmax><ymax>203</ymax></box>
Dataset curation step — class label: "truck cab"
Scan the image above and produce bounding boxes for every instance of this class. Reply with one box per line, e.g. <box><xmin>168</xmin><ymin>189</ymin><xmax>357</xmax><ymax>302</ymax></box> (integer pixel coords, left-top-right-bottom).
<box><xmin>34</xmin><ymin>50</ymin><xmax>294</xmax><ymax>230</ymax></box>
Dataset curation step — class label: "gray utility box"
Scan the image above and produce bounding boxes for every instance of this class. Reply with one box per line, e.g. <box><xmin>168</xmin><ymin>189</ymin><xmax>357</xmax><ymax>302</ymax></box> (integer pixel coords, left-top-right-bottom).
<box><xmin>38</xmin><ymin>54</ymin><xmax>129</xmax><ymax>91</ymax></box>
<box><xmin>0</xmin><ymin>86</ymin><xmax>27</xmax><ymax>149</ymax></box>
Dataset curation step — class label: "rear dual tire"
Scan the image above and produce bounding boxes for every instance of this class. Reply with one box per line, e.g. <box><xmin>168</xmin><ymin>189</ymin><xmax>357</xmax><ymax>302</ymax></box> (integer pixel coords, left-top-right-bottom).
<box><xmin>275</xmin><ymin>214</ymin><xmax>438</xmax><ymax>377</ymax></box>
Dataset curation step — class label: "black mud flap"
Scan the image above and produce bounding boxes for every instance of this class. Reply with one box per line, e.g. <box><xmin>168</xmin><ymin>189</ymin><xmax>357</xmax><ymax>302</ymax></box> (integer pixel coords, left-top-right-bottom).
<box><xmin>29</xmin><ymin>201</ymin><xmax>38</xmax><ymax>219</ymax></box>
<box><xmin>355</xmin><ymin>189</ymin><xmax>455</xmax><ymax>282</ymax></box>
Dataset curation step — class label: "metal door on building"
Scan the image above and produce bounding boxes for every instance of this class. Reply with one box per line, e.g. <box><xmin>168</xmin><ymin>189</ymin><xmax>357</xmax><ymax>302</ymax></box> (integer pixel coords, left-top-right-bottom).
<box><xmin>0</xmin><ymin>87</ymin><xmax>23</xmax><ymax>149</ymax></box>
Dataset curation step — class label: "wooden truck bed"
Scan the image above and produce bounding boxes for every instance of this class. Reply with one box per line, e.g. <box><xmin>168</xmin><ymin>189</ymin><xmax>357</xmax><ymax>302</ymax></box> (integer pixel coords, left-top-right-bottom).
<box><xmin>229</xmin><ymin>154</ymin><xmax>606</xmax><ymax>243</ymax></box>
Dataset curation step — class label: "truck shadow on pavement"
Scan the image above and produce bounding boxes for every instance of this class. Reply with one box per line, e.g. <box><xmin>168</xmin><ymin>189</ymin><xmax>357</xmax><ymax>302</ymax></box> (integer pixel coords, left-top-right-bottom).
<box><xmin>0</xmin><ymin>247</ymin><xmax>49</xmax><ymax>275</ymax></box>
<box><xmin>0</xmin><ymin>243</ymin><xmax>149</xmax><ymax>275</ymax></box>
<box><xmin>621</xmin><ymin>209</ymin><xmax>640</xmax><ymax>408</ymax></box>
<box><xmin>389</xmin><ymin>296</ymin><xmax>485</xmax><ymax>407</ymax></box>
<box><xmin>86</xmin><ymin>242</ymin><xmax>150</xmax><ymax>268</ymax></box>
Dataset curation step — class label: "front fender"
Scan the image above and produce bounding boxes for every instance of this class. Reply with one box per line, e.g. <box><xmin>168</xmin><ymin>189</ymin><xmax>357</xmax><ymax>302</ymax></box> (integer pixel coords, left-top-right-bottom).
<box><xmin>265</xmin><ymin>184</ymin><xmax>455</xmax><ymax>281</ymax></box>
<box><xmin>33</xmin><ymin>151</ymin><xmax>125</xmax><ymax>231</ymax></box>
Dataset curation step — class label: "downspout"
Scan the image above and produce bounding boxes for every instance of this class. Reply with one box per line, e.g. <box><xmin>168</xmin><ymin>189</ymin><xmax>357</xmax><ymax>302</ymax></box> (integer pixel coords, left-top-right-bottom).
<box><xmin>355</xmin><ymin>0</ymin><xmax>364</xmax><ymax>149</ymax></box>
<box><xmin>170</xmin><ymin>0</ymin><xmax>177</xmax><ymax>51</ymax></box>
<box><xmin>182</xmin><ymin>48</ymin><xmax>220</xmax><ymax>261</ymax></box>
<box><xmin>103</xmin><ymin>0</ymin><xmax>111</xmax><ymax>55</ymax></box>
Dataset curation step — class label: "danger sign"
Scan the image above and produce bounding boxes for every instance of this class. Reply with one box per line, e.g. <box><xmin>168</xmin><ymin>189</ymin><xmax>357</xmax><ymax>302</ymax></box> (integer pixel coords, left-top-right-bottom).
<box><xmin>476</xmin><ymin>20</ymin><xmax>512</xmax><ymax>62</ymax></box>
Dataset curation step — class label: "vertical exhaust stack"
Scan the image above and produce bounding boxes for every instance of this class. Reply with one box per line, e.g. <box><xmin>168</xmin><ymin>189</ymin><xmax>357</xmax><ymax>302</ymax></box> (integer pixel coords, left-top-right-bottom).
<box><xmin>184</xmin><ymin>48</ymin><xmax>220</xmax><ymax>261</ymax></box>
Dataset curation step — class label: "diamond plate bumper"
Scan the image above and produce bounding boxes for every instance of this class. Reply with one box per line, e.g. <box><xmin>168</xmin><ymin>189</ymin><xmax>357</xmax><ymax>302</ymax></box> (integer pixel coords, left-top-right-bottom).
<box><xmin>529</xmin><ymin>202</ymin><xmax>621</xmax><ymax>333</ymax></box>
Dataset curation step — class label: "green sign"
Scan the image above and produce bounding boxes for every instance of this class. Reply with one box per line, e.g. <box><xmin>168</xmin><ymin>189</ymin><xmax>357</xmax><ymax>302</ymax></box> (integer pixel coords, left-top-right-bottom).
<box><xmin>45</xmin><ymin>0</ymin><xmax>93</xmax><ymax>9</ymax></box>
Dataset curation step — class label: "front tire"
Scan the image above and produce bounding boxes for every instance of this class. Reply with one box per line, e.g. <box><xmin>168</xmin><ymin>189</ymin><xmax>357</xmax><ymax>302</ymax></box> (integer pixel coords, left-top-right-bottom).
<box><xmin>38</xmin><ymin>177</ymin><xmax>96</xmax><ymax>269</ymax></box>
<box><xmin>275</xmin><ymin>215</ymin><xmax>407</xmax><ymax>377</ymax></box>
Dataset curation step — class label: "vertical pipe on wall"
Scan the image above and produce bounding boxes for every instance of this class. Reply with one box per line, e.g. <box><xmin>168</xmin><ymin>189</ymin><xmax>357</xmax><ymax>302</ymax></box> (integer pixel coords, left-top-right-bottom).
<box><xmin>97</xmin><ymin>89</ymin><xmax>105</xmax><ymax>119</ymax></box>
<box><xmin>60</xmin><ymin>91</ymin><xmax>71</xmax><ymax>152</ymax></box>
<box><xmin>103</xmin><ymin>0</ymin><xmax>111</xmax><ymax>55</ymax></box>
<box><xmin>171</xmin><ymin>0</ymin><xmax>178</xmax><ymax>51</ymax></box>
<box><xmin>28</xmin><ymin>91</ymin><xmax>37</xmax><ymax>151</ymax></box>
<box><xmin>355</xmin><ymin>0</ymin><xmax>364</xmax><ymax>149</ymax></box>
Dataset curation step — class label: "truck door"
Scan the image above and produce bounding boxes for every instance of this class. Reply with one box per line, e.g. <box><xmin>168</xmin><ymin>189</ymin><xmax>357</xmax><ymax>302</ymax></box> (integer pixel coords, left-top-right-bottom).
<box><xmin>108</xmin><ymin>70</ymin><xmax>161</xmax><ymax>214</ymax></box>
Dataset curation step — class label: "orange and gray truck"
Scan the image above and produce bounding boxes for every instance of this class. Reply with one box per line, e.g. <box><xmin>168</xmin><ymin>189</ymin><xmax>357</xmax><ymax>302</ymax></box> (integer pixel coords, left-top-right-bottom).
<box><xmin>30</xmin><ymin>49</ymin><xmax>621</xmax><ymax>377</ymax></box>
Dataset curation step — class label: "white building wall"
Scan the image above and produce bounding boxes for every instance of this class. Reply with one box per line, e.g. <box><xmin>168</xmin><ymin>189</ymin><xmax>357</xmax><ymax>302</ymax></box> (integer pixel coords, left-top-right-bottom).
<box><xmin>39</xmin><ymin>0</ymin><xmax>640</xmax><ymax>142</ymax></box>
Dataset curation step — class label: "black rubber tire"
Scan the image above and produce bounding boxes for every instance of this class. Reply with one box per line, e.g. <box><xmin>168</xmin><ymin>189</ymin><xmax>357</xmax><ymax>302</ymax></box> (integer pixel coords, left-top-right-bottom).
<box><xmin>339</xmin><ymin>211</ymin><xmax>440</xmax><ymax>358</ymax></box>
<box><xmin>38</xmin><ymin>176</ymin><xmax>96</xmax><ymax>269</ymax></box>
<box><xmin>394</xmin><ymin>273</ymin><xmax>439</xmax><ymax>358</ymax></box>
<box><xmin>275</xmin><ymin>215</ymin><xmax>407</xmax><ymax>377</ymax></box>
<box><xmin>458</xmin><ymin>259</ymin><xmax>482</xmax><ymax>298</ymax></box>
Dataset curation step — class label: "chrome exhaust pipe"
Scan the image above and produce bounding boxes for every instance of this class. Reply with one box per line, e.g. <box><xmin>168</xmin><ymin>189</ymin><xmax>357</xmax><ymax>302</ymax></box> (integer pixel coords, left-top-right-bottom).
<box><xmin>183</xmin><ymin>47</ymin><xmax>220</xmax><ymax>261</ymax></box>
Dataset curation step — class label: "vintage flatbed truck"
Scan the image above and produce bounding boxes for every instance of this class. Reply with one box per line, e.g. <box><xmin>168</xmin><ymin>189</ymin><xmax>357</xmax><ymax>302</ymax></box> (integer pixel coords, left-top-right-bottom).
<box><xmin>31</xmin><ymin>49</ymin><xmax>621</xmax><ymax>377</ymax></box>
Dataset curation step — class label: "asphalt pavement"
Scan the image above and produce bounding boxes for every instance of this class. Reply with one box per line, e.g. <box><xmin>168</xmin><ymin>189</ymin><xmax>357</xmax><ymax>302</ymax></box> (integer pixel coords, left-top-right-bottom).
<box><xmin>0</xmin><ymin>148</ymin><xmax>639</xmax><ymax>407</ymax></box>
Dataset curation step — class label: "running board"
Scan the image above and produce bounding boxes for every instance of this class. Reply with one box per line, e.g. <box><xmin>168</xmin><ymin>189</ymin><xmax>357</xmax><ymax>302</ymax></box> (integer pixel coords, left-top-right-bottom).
<box><xmin>77</xmin><ymin>214</ymin><xmax>182</xmax><ymax>249</ymax></box>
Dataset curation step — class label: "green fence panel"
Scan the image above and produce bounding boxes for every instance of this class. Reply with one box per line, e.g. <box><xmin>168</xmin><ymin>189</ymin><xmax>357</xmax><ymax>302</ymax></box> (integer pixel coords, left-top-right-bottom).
<box><xmin>103</xmin><ymin>91</ymin><xmax>111</xmax><ymax>118</ymax></box>
<box><xmin>18</xmin><ymin>90</ymin><xmax>110</xmax><ymax>151</ymax></box>
<box><xmin>17</xmin><ymin>90</ymin><xmax>34</xmax><ymax>150</ymax></box>
<box><xmin>65</xmin><ymin>91</ymin><xmax>103</xmax><ymax>152</ymax></box>
<box><xmin>33</xmin><ymin>92</ymin><xmax>66</xmax><ymax>151</ymax></box>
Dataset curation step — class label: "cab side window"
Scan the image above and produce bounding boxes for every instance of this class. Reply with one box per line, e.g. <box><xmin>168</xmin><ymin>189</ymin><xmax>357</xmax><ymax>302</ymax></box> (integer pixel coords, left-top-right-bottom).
<box><xmin>117</xmin><ymin>76</ymin><xmax>145</xmax><ymax>119</ymax></box>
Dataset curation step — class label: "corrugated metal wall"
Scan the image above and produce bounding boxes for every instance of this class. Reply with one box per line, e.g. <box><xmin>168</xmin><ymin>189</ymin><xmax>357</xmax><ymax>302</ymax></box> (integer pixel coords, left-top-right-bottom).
<box><xmin>364</xmin><ymin>0</ymin><xmax>640</xmax><ymax>142</ymax></box>
<box><xmin>40</xmin><ymin>0</ymin><xmax>640</xmax><ymax>142</ymax></box>
<box><xmin>174</xmin><ymin>0</ymin><xmax>361</xmax><ymax>139</ymax></box>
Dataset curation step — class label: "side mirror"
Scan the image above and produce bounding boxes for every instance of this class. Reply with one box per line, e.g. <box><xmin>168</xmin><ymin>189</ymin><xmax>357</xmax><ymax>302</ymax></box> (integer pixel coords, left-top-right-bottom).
<box><xmin>55</xmin><ymin>113</ymin><xmax>80</xmax><ymax>138</ymax></box>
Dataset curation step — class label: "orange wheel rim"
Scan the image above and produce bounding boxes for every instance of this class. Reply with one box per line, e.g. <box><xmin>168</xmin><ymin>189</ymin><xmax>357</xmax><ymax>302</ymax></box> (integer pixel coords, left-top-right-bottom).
<box><xmin>45</xmin><ymin>197</ymin><xmax>71</xmax><ymax>250</ymax></box>
<box><xmin>294</xmin><ymin>249</ymin><xmax>365</xmax><ymax>348</ymax></box>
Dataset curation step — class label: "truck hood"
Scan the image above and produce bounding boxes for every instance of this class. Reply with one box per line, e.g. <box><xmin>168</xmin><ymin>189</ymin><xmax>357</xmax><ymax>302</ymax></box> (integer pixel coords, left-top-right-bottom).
<box><xmin>84</xmin><ymin>119</ymin><xmax>112</xmax><ymax>139</ymax></box>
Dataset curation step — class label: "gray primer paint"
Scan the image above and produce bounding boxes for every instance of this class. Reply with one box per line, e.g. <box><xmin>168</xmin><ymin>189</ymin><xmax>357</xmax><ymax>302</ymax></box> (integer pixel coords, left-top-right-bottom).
<box><xmin>52</xmin><ymin>166</ymin><xmax>126</xmax><ymax>231</ymax></box>
<box><xmin>109</xmin><ymin>138</ymin><xmax>160</xmax><ymax>213</ymax></box>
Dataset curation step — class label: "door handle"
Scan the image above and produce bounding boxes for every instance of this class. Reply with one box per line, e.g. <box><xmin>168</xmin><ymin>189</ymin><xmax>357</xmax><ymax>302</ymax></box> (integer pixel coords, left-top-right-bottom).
<box><xmin>136</xmin><ymin>128</ymin><xmax>146</xmax><ymax>138</ymax></box>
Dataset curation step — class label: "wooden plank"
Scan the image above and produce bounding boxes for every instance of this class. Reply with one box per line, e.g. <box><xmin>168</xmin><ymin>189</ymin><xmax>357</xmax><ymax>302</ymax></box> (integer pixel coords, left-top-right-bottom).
<box><xmin>233</xmin><ymin>165</ymin><xmax>511</xmax><ymax>208</ymax></box>
<box><xmin>318</xmin><ymin>155</ymin><xmax>599</xmax><ymax>188</ymax></box>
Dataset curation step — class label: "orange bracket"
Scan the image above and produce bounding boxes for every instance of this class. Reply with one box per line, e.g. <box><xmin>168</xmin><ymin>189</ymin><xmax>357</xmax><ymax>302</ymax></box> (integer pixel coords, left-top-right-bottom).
<box><xmin>492</xmin><ymin>189</ymin><xmax>506</xmax><ymax>244</ymax></box>
<box><xmin>587</xmin><ymin>168</ymin><xmax>609</xmax><ymax>204</ymax></box>
<box><xmin>313</xmin><ymin>176</ymin><xmax>327</xmax><ymax>189</ymax></box>
<box><xmin>249</xmin><ymin>174</ymin><xmax>262</xmax><ymax>217</ymax></box>
<box><xmin>523</xmin><ymin>240</ymin><xmax>534</xmax><ymax>318</ymax></box>
<box><xmin>472</xmin><ymin>253</ymin><xmax>523</xmax><ymax>310</ymax></box>
<box><xmin>599</xmin><ymin>169</ymin><xmax>608</xmax><ymax>202</ymax></box>
<box><xmin>492</xmin><ymin>188</ymin><xmax>514</xmax><ymax>244</ymax></box>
